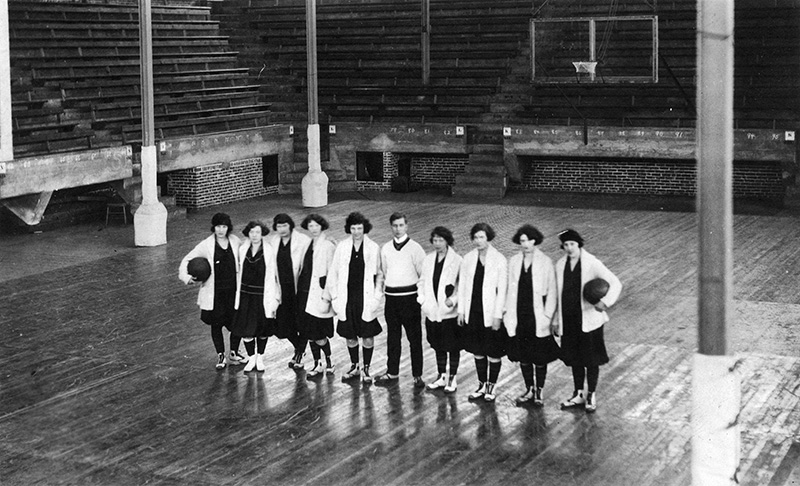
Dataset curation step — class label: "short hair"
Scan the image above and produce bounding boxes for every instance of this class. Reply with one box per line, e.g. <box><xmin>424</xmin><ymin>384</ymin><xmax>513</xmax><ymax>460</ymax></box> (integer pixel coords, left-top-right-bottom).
<box><xmin>512</xmin><ymin>224</ymin><xmax>544</xmax><ymax>246</ymax></box>
<box><xmin>210</xmin><ymin>212</ymin><xmax>233</xmax><ymax>235</ymax></box>
<box><xmin>301</xmin><ymin>213</ymin><xmax>330</xmax><ymax>231</ymax></box>
<box><xmin>242</xmin><ymin>220</ymin><xmax>270</xmax><ymax>237</ymax></box>
<box><xmin>429</xmin><ymin>226</ymin><xmax>454</xmax><ymax>247</ymax></box>
<box><xmin>344</xmin><ymin>212</ymin><xmax>372</xmax><ymax>234</ymax></box>
<box><xmin>272</xmin><ymin>213</ymin><xmax>295</xmax><ymax>231</ymax></box>
<box><xmin>389</xmin><ymin>212</ymin><xmax>407</xmax><ymax>224</ymax></box>
<box><xmin>470</xmin><ymin>222</ymin><xmax>495</xmax><ymax>241</ymax></box>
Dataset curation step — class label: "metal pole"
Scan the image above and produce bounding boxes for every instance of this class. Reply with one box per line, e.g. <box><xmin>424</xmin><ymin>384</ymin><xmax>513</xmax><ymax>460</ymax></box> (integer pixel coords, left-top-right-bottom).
<box><xmin>421</xmin><ymin>0</ymin><xmax>430</xmax><ymax>85</ymax></box>
<box><xmin>306</xmin><ymin>0</ymin><xmax>318</xmax><ymax>125</ymax></box>
<box><xmin>0</xmin><ymin>0</ymin><xmax>13</xmax><ymax>163</ymax></box>
<box><xmin>692</xmin><ymin>0</ymin><xmax>739</xmax><ymax>483</ymax></box>
<box><xmin>589</xmin><ymin>19</ymin><xmax>596</xmax><ymax>81</ymax></box>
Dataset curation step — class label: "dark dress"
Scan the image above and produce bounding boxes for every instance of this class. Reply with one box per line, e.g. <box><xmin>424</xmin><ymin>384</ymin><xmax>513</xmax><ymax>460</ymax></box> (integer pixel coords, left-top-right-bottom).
<box><xmin>425</xmin><ymin>254</ymin><xmax>462</xmax><ymax>352</ymax></box>
<box><xmin>560</xmin><ymin>258</ymin><xmax>609</xmax><ymax>367</ymax></box>
<box><xmin>462</xmin><ymin>260</ymin><xmax>506</xmax><ymax>358</ymax></box>
<box><xmin>336</xmin><ymin>243</ymin><xmax>382</xmax><ymax>339</ymax></box>
<box><xmin>508</xmin><ymin>260</ymin><xmax>560</xmax><ymax>365</ymax></box>
<box><xmin>231</xmin><ymin>245</ymin><xmax>274</xmax><ymax>338</ymax></box>
<box><xmin>297</xmin><ymin>242</ymin><xmax>334</xmax><ymax>341</ymax></box>
<box><xmin>274</xmin><ymin>239</ymin><xmax>299</xmax><ymax>339</ymax></box>
<box><xmin>200</xmin><ymin>241</ymin><xmax>236</xmax><ymax>329</ymax></box>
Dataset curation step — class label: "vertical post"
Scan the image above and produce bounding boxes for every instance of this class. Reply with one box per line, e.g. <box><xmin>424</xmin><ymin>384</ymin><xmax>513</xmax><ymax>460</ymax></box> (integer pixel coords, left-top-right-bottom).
<box><xmin>652</xmin><ymin>16</ymin><xmax>659</xmax><ymax>83</ymax></box>
<box><xmin>693</xmin><ymin>0</ymin><xmax>739</xmax><ymax>484</ymax></box>
<box><xmin>0</xmin><ymin>0</ymin><xmax>13</xmax><ymax>163</ymax></box>
<box><xmin>134</xmin><ymin>0</ymin><xmax>167</xmax><ymax>246</ymax></box>
<box><xmin>588</xmin><ymin>19</ymin><xmax>596</xmax><ymax>81</ymax></box>
<box><xmin>530</xmin><ymin>20</ymin><xmax>536</xmax><ymax>81</ymax></box>
<box><xmin>421</xmin><ymin>0</ymin><xmax>430</xmax><ymax>85</ymax></box>
<box><xmin>301</xmin><ymin>0</ymin><xmax>328</xmax><ymax>207</ymax></box>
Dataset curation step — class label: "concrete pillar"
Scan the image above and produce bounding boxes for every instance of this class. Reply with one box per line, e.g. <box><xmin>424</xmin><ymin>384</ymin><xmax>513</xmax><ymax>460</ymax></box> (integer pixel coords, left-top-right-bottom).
<box><xmin>133</xmin><ymin>0</ymin><xmax>167</xmax><ymax>246</ymax></box>
<box><xmin>693</xmin><ymin>0</ymin><xmax>740</xmax><ymax>484</ymax></box>
<box><xmin>302</xmin><ymin>123</ymin><xmax>328</xmax><ymax>207</ymax></box>
<box><xmin>0</xmin><ymin>0</ymin><xmax>13</xmax><ymax>163</ymax></box>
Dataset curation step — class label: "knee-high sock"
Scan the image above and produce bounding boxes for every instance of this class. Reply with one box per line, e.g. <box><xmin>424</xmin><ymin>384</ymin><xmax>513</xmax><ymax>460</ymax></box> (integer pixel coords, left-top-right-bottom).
<box><xmin>586</xmin><ymin>366</ymin><xmax>600</xmax><ymax>393</ymax></box>
<box><xmin>520</xmin><ymin>363</ymin><xmax>534</xmax><ymax>389</ymax></box>
<box><xmin>362</xmin><ymin>346</ymin><xmax>374</xmax><ymax>367</ymax></box>
<box><xmin>474</xmin><ymin>357</ymin><xmax>488</xmax><ymax>383</ymax></box>
<box><xmin>256</xmin><ymin>337</ymin><xmax>267</xmax><ymax>354</ymax></box>
<box><xmin>535</xmin><ymin>365</ymin><xmax>547</xmax><ymax>389</ymax></box>
<box><xmin>449</xmin><ymin>351</ymin><xmax>460</xmax><ymax>376</ymax></box>
<box><xmin>435</xmin><ymin>350</ymin><xmax>447</xmax><ymax>375</ymax></box>
<box><xmin>310</xmin><ymin>341</ymin><xmax>321</xmax><ymax>361</ymax></box>
<box><xmin>348</xmin><ymin>345</ymin><xmax>359</xmax><ymax>365</ymax></box>
<box><xmin>243</xmin><ymin>339</ymin><xmax>256</xmax><ymax>356</ymax></box>
<box><xmin>321</xmin><ymin>340</ymin><xmax>332</xmax><ymax>365</ymax></box>
<box><xmin>488</xmin><ymin>360</ymin><xmax>501</xmax><ymax>384</ymax></box>
<box><xmin>211</xmin><ymin>324</ymin><xmax>225</xmax><ymax>354</ymax></box>
<box><xmin>230</xmin><ymin>334</ymin><xmax>242</xmax><ymax>354</ymax></box>
<box><xmin>572</xmin><ymin>366</ymin><xmax>586</xmax><ymax>392</ymax></box>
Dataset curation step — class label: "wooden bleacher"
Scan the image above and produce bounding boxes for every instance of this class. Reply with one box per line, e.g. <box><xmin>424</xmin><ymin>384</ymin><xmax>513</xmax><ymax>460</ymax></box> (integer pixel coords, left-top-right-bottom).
<box><xmin>8</xmin><ymin>0</ymin><xmax>270</xmax><ymax>158</ymax></box>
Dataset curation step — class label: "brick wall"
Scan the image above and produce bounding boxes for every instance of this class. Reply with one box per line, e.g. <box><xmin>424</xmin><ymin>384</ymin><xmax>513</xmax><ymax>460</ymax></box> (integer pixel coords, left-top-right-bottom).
<box><xmin>167</xmin><ymin>157</ymin><xmax>279</xmax><ymax>209</ymax></box>
<box><xmin>356</xmin><ymin>152</ymin><xmax>398</xmax><ymax>191</ymax></box>
<box><xmin>410</xmin><ymin>154</ymin><xmax>469</xmax><ymax>188</ymax></box>
<box><xmin>509</xmin><ymin>157</ymin><xmax>784</xmax><ymax>201</ymax></box>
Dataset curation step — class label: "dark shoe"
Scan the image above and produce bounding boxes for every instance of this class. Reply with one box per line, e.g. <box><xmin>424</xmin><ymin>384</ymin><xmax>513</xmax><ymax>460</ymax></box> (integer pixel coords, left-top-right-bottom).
<box><xmin>374</xmin><ymin>373</ymin><xmax>399</xmax><ymax>386</ymax></box>
<box><xmin>362</xmin><ymin>365</ymin><xmax>373</xmax><ymax>384</ymax></box>
<box><xmin>291</xmin><ymin>353</ymin><xmax>305</xmax><ymax>370</ymax></box>
<box><xmin>533</xmin><ymin>387</ymin><xmax>544</xmax><ymax>407</ymax></box>
<box><xmin>306</xmin><ymin>361</ymin><xmax>324</xmax><ymax>378</ymax></box>
<box><xmin>412</xmin><ymin>376</ymin><xmax>426</xmax><ymax>389</ymax></box>
<box><xmin>585</xmin><ymin>392</ymin><xmax>597</xmax><ymax>413</ymax></box>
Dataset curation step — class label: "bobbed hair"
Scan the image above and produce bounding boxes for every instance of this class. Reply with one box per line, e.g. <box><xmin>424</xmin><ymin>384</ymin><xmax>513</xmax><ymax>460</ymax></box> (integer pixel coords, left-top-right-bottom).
<box><xmin>210</xmin><ymin>212</ymin><xmax>233</xmax><ymax>236</ymax></box>
<box><xmin>272</xmin><ymin>213</ymin><xmax>295</xmax><ymax>231</ymax></box>
<box><xmin>429</xmin><ymin>226</ymin><xmax>454</xmax><ymax>247</ymax></box>
<box><xmin>512</xmin><ymin>224</ymin><xmax>544</xmax><ymax>246</ymax></box>
<box><xmin>301</xmin><ymin>213</ymin><xmax>330</xmax><ymax>231</ymax></box>
<box><xmin>242</xmin><ymin>220</ymin><xmax>270</xmax><ymax>237</ymax></box>
<box><xmin>344</xmin><ymin>212</ymin><xmax>372</xmax><ymax>234</ymax></box>
<box><xmin>389</xmin><ymin>212</ymin><xmax>407</xmax><ymax>224</ymax></box>
<box><xmin>470</xmin><ymin>222</ymin><xmax>495</xmax><ymax>242</ymax></box>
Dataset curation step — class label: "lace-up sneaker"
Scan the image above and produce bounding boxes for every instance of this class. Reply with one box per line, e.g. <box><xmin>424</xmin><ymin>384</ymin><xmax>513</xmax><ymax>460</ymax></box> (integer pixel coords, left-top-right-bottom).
<box><xmin>427</xmin><ymin>374</ymin><xmax>448</xmax><ymax>390</ymax></box>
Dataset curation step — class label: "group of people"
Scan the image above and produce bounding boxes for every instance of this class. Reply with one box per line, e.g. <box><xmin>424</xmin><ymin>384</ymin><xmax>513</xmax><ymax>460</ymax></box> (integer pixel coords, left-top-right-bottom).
<box><xmin>179</xmin><ymin>211</ymin><xmax>621</xmax><ymax>412</ymax></box>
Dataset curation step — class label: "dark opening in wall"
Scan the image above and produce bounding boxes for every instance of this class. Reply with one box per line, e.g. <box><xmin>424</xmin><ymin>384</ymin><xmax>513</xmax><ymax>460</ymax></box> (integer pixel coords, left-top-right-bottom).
<box><xmin>357</xmin><ymin>152</ymin><xmax>384</xmax><ymax>181</ymax></box>
<box><xmin>262</xmin><ymin>154</ymin><xmax>278</xmax><ymax>187</ymax></box>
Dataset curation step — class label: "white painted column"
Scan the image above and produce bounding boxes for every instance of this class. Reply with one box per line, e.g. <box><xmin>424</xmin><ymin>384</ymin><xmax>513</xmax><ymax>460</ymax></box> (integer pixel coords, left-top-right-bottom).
<box><xmin>134</xmin><ymin>0</ymin><xmax>167</xmax><ymax>246</ymax></box>
<box><xmin>301</xmin><ymin>0</ymin><xmax>328</xmax><ymax>208</ymax></box>
<box><xmin>0</xmin><ymin>0</ymin><xmax>13</xmax><ymax>164</ymax></box>
<box><xmin>693</xmin><ymin>0</ymin><xmax>740</xmax><ymax>484</ymax></box>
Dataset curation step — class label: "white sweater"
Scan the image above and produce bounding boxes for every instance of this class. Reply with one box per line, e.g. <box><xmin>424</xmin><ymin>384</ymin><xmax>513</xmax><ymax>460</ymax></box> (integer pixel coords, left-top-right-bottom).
<box><xmin>379</xmin><ymin>237</ymin><xmax>425</xmax><ymax>296</ymax></box>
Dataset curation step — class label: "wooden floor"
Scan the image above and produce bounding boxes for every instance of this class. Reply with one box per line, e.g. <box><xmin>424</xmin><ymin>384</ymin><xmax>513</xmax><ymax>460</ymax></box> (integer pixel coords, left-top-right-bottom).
<box><xmin>1</xmin><ymin>191</ymin><xmax>799</xmax><ymax>485</ymax></box>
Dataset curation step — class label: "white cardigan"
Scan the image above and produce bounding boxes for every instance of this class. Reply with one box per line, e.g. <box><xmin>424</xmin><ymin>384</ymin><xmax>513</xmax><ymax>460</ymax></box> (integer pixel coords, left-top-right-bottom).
<box><xmin>554</xmin><ymin>248</ymin><xmax>622</xmax><ymax>333</ymax></box>
<box><xmin>304</xmin><ymin>233</ymin><xmax>336</xmax><ymax>319</ymax></box>
<box><xmin>268</xmin><ymin>229</ymin><xmax>312</xmax><ymax>288</ymax></box>
<box><xmin>504</xmin><ymin>249</ymin><xmax>557</xmax><ymax>338</ymax></box>
<box><xmin>234</xmin><ymin>239</ymin><xmax>281</xmax><ymax>318</ymax></box>
<box><xmin>179</xmin><ymin>234</ymin><xmax>241</xmax><ymax>310</ymax></box>
<box><xmin>418</xmin><ymin>248</ymin><xmax>462</xmax><ymax>322</ymax></box>
<box><xmin>458</xmin><ymin>244</ymin><xmax>507</xmax><ymax>327</ymax></box>
<box><xmin>326</xmin><ymin>235</ymin><xmax>384</xmax><ymax>322</ymax></box>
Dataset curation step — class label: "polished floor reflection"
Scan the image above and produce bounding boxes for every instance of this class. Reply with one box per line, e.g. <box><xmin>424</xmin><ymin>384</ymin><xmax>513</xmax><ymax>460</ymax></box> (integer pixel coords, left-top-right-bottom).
<box><xmin>1</xmin><ymin>191</ymin><xmax>798</xmax><ymax>485</ymax></box>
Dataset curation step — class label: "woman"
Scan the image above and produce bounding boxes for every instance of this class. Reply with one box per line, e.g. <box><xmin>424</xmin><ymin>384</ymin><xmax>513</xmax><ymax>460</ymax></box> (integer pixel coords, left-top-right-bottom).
<box><xmin>270</xmin><ymin>213</ymin><xmax>312</xmax><ymax>369</ymax></box>
<box><xmin>458</xmin><ymin>223</ymin><xmax>508</xmax><ymax>402</ymax></box>
<box><xmin>420</xmin><ymin>226</ymin><xmax>463</xmax><ymax>393</ymax></box>
<box><xmin>231</xmin><ymin>221</ymin><xmax>280</xmax><ymax>373</ymax></box>
<box><xmin>326</xmin><ymin>212</ymin><xmax>383</xmax><ymax>384</ymax></box>
<box><xmin>179</xmin><ymin>213</ymin><xmax>245</xmax><ymax>369</ymax></box>
<box><xmin>555</xmin><ymin>229</ymin><xmax>622</xmax><ymax>413</ymax></box>
<box><xmin>297</xmin><ymin>214</ymin><xmax>336</xmax><ymax>378</ymax></box>
<box><xmin>505</xmin><ymin>225</ymin><xmax>559</xmax><ymax>407</ymax></box>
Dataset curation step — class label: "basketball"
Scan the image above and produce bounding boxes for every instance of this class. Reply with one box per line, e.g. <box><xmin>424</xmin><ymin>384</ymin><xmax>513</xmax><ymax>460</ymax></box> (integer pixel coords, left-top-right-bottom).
<box><xmin>187</xmin><ymin>257</ymin><xmax>211</xmax><ymax>283</ymax></box>
<box><xmin>583</xmin><ymin>278</ymin><xmax>610</xmax><ymax>305</ymax></box>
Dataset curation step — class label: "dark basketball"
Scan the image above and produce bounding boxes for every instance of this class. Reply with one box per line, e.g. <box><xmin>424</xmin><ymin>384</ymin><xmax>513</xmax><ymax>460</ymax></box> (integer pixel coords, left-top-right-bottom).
<box><xmin>187</xmin><ymin>257</ymin><xmax>211</xmax><ymax>283</ymax></box>
<box><xmin>583</xmin><ymin>278</ymin><xmax>610</xmax><ymax>305</ymax></box>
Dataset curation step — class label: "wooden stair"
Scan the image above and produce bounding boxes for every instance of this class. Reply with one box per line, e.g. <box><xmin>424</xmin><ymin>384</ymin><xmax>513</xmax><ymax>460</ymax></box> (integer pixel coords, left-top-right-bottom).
<box><xmin>453</xmin><ymin>141</ymin><xmax>507</xmax><ymax>199</ymax></box>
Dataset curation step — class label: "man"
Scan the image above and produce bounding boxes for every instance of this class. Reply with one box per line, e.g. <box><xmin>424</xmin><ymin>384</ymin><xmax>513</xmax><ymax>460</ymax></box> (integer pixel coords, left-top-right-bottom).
<box><xmin>374</xmin><ymin>213</ymin><xmax>427</xmax><ymax>388</ymax></box>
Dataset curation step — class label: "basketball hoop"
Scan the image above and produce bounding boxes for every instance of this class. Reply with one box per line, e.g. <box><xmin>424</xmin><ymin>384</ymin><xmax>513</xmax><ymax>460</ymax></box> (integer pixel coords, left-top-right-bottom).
<box><xmin>572</xmin><ymin>61</ymin><xmax>597</xmax><ymax>75</ymax></box>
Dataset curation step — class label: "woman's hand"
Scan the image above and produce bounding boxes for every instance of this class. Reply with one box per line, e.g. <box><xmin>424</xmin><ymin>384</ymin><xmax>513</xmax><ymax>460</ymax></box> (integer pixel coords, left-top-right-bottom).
<box><xmin>457</xmin><ymin>314</ymin><xmax>465</xmax><ymax>326</ymax></box>
<box><xmin>550</xmin><ymin>320</ymin><xmax>559</xmax><ymax>336</ymax></box>
<box><xmin>491</xmin><ymin>318</ymin><xmax>502</xmax><ymax>331</ymax></box>
<box><xmin>445</xmin><ymin>297</ymin><xmax>454</xmax><ymax>308</ymax></box>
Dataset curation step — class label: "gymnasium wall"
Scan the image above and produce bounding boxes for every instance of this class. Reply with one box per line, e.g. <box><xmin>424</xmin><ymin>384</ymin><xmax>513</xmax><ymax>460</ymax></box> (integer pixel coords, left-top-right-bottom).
<box><xmin>167</xmin><ymin>157</ymin><xmax>279</xmax><ymax>209</ymax></box>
